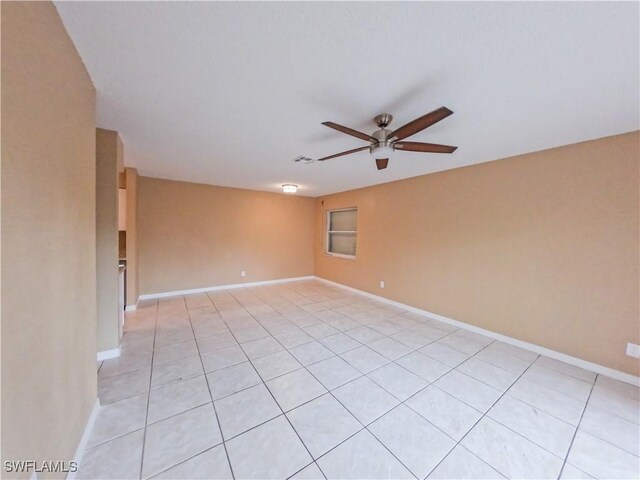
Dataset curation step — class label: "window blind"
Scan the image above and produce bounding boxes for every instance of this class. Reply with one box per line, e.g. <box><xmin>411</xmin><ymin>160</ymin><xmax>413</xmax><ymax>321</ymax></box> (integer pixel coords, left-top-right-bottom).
<box><xmin>330</xmin><ymin>209</ymin><xmax>357</xmax><ymax>232</ymax></box>
<box><xmin>328</xmin><ymin>208</ymin><xmax>357</xmax><ymax>257</ymax></box>
<box><xmin>329</xmin><ymin>232</ymin><xmax>356</xmax><ymax>256</ymax></box>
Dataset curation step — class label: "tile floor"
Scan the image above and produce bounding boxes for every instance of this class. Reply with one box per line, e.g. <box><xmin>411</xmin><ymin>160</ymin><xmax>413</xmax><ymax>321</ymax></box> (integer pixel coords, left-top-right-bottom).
<box><xmin>81</xmin><ymin>280</ymin><xmax>640</xmax><ymax>479</ymax></box>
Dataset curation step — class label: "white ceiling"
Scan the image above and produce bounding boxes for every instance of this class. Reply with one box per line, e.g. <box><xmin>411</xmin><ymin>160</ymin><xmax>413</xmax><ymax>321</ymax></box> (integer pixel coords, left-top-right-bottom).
<box><xmin>56</xmin><ymin>1</ymin><xmax>639</xmax><ymax>197</ymax></box>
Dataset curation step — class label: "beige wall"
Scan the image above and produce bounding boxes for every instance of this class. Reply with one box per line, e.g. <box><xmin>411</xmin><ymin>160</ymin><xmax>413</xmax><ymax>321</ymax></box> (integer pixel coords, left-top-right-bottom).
<box><xmin>96</xmin><ymin>129</ymin><xmax>121</xmax><ymax>351</ymax></box>
<box><xmin>315</xmin><ymin>131</ymin><xmax>640</xmax><ymax>376</ymax></box>
<box><xmin>138</xmin><ymin>177</ymin><xmax>315</xmax><ymax>295</ymax></box>
<box><xmin>1</xmin><ymin>1</ymin><xmax>97</xmax><ymax>476</ymax></box>
<box><xmin>125</xmin><ymin>167</ymin><xmax>139</xmax><ymax>306</ymax></box>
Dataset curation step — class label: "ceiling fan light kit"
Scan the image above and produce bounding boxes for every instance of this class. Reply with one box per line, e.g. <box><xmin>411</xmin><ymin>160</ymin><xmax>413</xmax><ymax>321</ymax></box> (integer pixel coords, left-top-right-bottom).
<box><xmin>370</xmin><ymin>143</ymin><xmax>394</xmax><ymax>160</ymax></box>
<box><xmin>316</xmin><ymin>106</ymin><xmax>458</xmax><ymax>170</ymax></box>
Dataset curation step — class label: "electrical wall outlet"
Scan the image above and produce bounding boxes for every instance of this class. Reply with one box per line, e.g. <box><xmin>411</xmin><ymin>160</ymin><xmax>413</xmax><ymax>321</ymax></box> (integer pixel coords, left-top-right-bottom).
<box><xmin>626</xmin><ymin>342</ymin><xmax>640</xmax><ymax>358</ymax></box>
<box><xmin>241</xmin><ymin>271</ymin><xmax>246</xmax><ymax>277</ymax></box>
<box><xmin>379</xmin><ymin>281</ymin><xmax>385</xmax><ymax>289</ymax></box>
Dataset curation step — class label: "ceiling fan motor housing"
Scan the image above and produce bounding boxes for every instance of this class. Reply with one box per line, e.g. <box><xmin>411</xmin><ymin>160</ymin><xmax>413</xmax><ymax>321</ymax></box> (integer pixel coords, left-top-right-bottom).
<box><xmin>371</xmin><ymin>126</ymin><xmax>394</xmax><ymax>146</ymax></box>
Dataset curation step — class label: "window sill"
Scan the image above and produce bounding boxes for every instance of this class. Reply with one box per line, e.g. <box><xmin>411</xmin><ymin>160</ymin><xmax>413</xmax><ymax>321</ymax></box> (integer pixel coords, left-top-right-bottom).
<box><xmin>325</xmin><ymin>253</ymin><xmax>356</xmax><ymax>261</ymax></box>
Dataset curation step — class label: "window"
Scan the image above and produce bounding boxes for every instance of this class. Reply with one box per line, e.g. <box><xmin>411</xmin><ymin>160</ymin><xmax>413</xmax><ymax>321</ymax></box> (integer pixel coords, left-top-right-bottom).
<box><xmin>326</xmin><ymin>208</ymin><xmax>357</xmax><ymax>258</ymax></box>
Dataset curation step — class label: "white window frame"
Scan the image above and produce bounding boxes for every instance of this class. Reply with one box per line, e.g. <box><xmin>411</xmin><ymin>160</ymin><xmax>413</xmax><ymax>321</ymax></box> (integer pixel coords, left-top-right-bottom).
<box><xmin>326</xmin><ymin>207</ymin><xmax>357</xmax><ymax>260</ymax></box>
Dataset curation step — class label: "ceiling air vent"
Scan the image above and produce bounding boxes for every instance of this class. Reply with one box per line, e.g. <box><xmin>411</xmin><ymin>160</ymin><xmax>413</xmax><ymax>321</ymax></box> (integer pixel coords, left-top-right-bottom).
<box><xmin>292</xmin><ymin>155</ymin><xmax>316</xmax><ymax>164</ymax></box>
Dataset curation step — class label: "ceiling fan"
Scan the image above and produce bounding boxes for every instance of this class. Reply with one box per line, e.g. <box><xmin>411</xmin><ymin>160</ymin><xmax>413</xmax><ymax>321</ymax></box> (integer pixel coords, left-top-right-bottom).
<box><xmin>318</xmin><ymin>106</ymin><xmax>457</xmax><ymax>170</ymax></box>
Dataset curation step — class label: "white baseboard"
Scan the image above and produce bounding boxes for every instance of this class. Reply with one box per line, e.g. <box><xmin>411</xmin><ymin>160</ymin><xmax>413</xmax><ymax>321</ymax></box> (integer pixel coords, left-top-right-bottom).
<box><xmin>138</xmin><ymin>275</ymin><xmax>316</xmax><ymax>300</ymax></box>
<box><xmin>125</xmin><ymin>303</ymin><xmax>137</xmax><ymax>312</ymax></box>
<box><xmin>314</xmin><ymin>276</ymin><xmax>640</xmax><ymax>387</ymax></box>
<box><xmin>67</xmin><ymin>398</ymin><xmax>100</xmax><ymax>480</ymax></box>
<box><xmin>96</xmin><ymin>348</ymin><xmax>120</xmax><ymax>361</ymax></box>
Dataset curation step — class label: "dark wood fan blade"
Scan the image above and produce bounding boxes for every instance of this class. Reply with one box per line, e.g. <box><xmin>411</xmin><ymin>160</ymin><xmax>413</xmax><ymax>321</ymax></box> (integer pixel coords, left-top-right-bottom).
<box><xmin>390</xmin><ymin>107</ymin><xmax>453</xmax><ymax>141</ymax></box>
<box><xmin>322</xmin><ymin>122</ymin><xmax>374</xmax><ymax>142</ymax></box>
<box><xmin>317</xmin><ymin>146</ymin><xmax>369</xmax><ymax>161</ymax></box>
<box><xmin>376</xmin><ymin>158</ymin><xmax>389</xmax><ymax>170</ymax></box>
<box><xmin>395</xmin><ymin>141</ymin><xmax>457</xmax><ymax>154</ymax></box>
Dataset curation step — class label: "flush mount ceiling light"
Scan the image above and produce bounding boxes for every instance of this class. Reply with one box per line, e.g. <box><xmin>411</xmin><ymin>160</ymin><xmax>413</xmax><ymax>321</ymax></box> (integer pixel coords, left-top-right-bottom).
<box><xmin>282</xmin><ymin>184</ymin><xmax>298</xmax><ymax>194</ymax></box>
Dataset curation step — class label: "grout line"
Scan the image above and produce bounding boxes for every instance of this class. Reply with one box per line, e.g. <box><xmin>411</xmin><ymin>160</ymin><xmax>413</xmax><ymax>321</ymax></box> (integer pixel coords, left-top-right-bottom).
<box><xmin>484</xmin><ymin>386</ymin><xmax>583</xmax><ymax>429</ymax></box>
<box><xmin>566</xmin><ymin>406</ymin><xmax>640</xmax><ymax>457</ymax></box>
<box><xmin>532</xmin><ymin>361</ymin><xmax>598</xmax><ymax>384</ymax></box>
<box><xmin>83</xmin><ymin>426</ymin><xmax>146</xmax><ymax>454</ymax></box>
<box><xmin>138</xmin><ymin>299</ymin><xmax>159</xmax><ymax>480</ymax></box>
<box><xmin>286</xmin><ymin>461</ymin><xmax>327</xmax><ymax>480</ymax></box>
<box><xmin>557</xmin><ymin>375</ymin><xmax>597</xmax><ymax>479</ymax></box>
<box><xmin>146</xmin><ymin>443</ymin><xmax>222</xmax><ymax>479</ymax></box>
<box><xmin>98</xmin><ymin>387</ymin><xmax>152</xmax><ymax>407</ymax></box>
